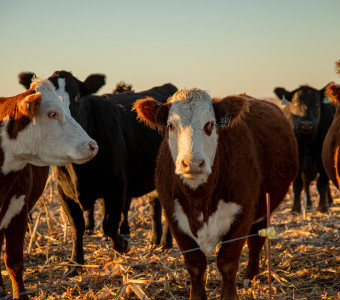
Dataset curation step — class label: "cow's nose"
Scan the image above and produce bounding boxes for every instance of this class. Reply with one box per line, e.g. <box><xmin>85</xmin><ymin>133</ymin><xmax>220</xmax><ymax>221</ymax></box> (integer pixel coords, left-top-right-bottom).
<box><xmin>300</xmin><ymin>120</ymin><xmax>314</xmax><ymax>132</ymax></box>
<box><xmin>181</xmin><ymin>159</ymin><xmax>205</xmax><ymax>173</ymax></box>
<box><xmin>88</xmin><ymin>142</ymin><xmax>99</xmax><ymax>158</ymax></box>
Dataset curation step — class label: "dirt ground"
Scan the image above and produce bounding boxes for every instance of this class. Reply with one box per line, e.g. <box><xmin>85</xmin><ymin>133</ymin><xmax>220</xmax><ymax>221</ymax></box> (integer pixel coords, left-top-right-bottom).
<box><xmin>1</xmin><ymin>174</ymin><xmax>339</xmax><ymax>299</ymax></box>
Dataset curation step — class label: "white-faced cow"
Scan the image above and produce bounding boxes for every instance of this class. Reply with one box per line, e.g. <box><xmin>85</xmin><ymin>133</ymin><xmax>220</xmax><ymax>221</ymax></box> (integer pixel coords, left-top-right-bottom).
<box><xmin>322</xmin><ymin>61</ymin><xmax>340</xmax><ymax>189</ymax></box>
<box><xmin>0</xmin><ymin>78</ymin><xmax>98</xmax><ymax>299</ymax></box>
<box><xmin>274</xmin><ymin>84</ymin><xmax>335</xmax><ymax>212</ymax></box>
<box><xmin>133</xmin><ymin>89</ymin><xmax>298</xmax><ymax>299</ymax></box>
<box><xmin>19</xmin><ymin>71</ymin><xmax>176</xmax><ymax>271</ymax></box>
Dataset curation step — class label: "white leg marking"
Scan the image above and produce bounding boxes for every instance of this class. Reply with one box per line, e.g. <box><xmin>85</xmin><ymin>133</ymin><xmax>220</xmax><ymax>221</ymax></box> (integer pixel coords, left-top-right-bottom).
<box><xmin>174</xmin><ymin>199</ymin><xmax>242</xmax><ymax>255</ymax></box>
<box><xmin>0</xmin><ymin>195</ymin><xmax>26</xmax><ymax>230</ymax></box>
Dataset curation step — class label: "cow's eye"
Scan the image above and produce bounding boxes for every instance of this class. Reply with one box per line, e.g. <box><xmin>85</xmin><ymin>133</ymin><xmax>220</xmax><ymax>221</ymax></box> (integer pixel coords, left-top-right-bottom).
<box><xmin>167</xmin><ymin>122</ymin><xmax>175</xmax><ymax>131</ymax></box>
<box><xmin>48</xmin><ymin>111</ymin><xmax>60</xmax><ymax>120</ymax></box>
<box><xmin>204</xmin><ymin>121</ymin><xmax>216</xmax><ymax>135</ymax></box>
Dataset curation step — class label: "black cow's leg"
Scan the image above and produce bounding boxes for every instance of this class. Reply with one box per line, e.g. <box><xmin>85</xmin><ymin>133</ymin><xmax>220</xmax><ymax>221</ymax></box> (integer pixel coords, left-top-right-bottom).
<box><xmin>160</xmin><ymin>210</ymin><xmax>173</xmax><ymax>249</ymax></box>
<box><xmin>0</xmin><ymin>232</ymin><xmax>6</xmax><ymax>298</ymax></box>
<box><xmin>84</xmin><ymin>205</ymin><xmax>95</xmax><ymax>235</ymax></box>
<box><xmin>120</xmin><ymin>197</ymin><xmax>131</xmax><ymax>237</ymax></box>
<box><xmin>102</xmin><ymin>192</ymin><xmax>129</xmax><ymax>253</ymax></box>
<box><xmin>316</xmin><ymin>170</ymin><xmax>329</xmax><ymax>213</ymax></box>
<box><xmin>327</xmin><ymin>184</ymin><xmax>333</xmax><ymax>207</ymax></box>
<box><xmin>58</xmin><ymin>187</ymin><xmax>85</xmax><ymax>267</ymax></box>
<box><xmin>292</xmin><ymin>171</ymin><xmax>303</xmax><ymax>212</ymax></box>
<box><xmin>301</xmin><ymin>173</ymin><xmax>312</xmax><ymax>208</ymax></box>
<box><xmin>148</xmin><ymin>196</ymin><xmax>162</xmax><ymax>245</ymax></box>
<box><xmin>4</xmin><ymin>209</ymin><xmax>29</xmax><ymax>300</ymax></box>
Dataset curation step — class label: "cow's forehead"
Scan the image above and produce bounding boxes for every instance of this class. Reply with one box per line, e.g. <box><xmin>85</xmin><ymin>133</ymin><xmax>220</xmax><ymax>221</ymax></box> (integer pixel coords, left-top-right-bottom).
<box><xmin>168</xmin><ymin>89</ymin><xmax>215</xmax><ymax>124</ymax></box>
<box><xmin>293</xmin><ymin>87</ymin><xmax>319</xmax><ymax>103</ymax></box>
<box><xmin>32</xmin><ymin>79</ymin><xmax>66</xmax><ymax>108</ymax></box>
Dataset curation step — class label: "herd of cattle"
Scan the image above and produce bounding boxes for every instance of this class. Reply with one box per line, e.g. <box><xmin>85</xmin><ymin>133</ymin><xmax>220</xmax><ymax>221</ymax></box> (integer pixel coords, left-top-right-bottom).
<box><xmin>0</xmin><ymin>61</ymin><xmax>339</xmax><ymax>299</ymax></box>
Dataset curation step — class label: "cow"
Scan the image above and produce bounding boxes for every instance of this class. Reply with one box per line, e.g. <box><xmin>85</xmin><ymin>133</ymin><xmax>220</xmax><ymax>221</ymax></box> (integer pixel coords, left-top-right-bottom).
<box><xmin>322</xmin><ymin>60</ymin><xmax>340</xmax><ymax>189</ymax></box>
<box><xmin>19</xmin><ymin>71</ymin><xmax>176</xmax><ymax>271</ymax></box>
<box><xmin>133</xmin><ymin>89</ymin><xmax>298</xmax><ymax>300</ymax></box>
<box><xmin>0</xmin><ymin>78</ymin><xmax>98</xmax><ymax>299</ymax></box>
<box><xmin>274</xmin><ymin>84</ymin><xmax>335</xmax><ymax>213</ymax></box>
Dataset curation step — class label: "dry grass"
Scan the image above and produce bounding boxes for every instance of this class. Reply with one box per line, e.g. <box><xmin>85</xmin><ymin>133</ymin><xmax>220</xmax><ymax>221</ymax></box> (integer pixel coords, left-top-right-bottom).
<box><xmin>2</xmin><ymin>174</ymin><xmax>339</xmax><ymax>299</ymax></box>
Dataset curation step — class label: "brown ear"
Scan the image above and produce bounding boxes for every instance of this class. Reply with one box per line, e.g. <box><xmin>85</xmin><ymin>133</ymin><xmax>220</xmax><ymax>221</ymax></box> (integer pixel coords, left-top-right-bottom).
<box><xmin>213</xmin><ymin>96</ymin><xmax>249</xmax><ymax>128</ymax></box>
<box><xmin>325</xmin><ymin>82</ymin><xmax>340</xmax><ymax>104</ymax></box>
<box><xmin>132</xmin><ymin>97</ymin><xmax>169</xmax><ymax>130</ymax></box>
<box><xmin>18</xmin><ymin>92</ymin><xmax>41</xmax><ymax>119</ymax></box>
<box><xmin>336</xmin><ymin>60</ymin><xmax>340</xmax><ymax>76</ymax></box>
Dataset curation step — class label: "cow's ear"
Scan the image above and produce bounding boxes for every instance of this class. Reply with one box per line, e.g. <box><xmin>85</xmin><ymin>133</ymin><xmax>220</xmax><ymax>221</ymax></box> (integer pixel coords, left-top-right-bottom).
<box><xmin>213</xmin><ymin>96</ymin><xmax>249</xmax><ymax>128</ymax></box>
<box><xmin>132</xmin><ymin>97</ymin><xmax>169</xmax><ymax>130</ymax></box>
<box><xmin>18</xmin><ymin>72</ymin><xmax>36</xmax><ymax>90</ymax></box>
<box><xmin>273</xmin><ymin>87</ymin><xmax>292</xmax><ymax>105</ymax></box>
<box><xmin>325</xmin><ymin>82</ymin><xmax>340</xmax><ymax>104</ymax></box>
<box><xmin>82</xmin><ymin>74</ymin><xmax>106</xmax><ymax>95</ymax></box>
<box><xmin>18</xmin><ymin>91</ymin><xmax>41</xmax><ymax>119</ymax></box>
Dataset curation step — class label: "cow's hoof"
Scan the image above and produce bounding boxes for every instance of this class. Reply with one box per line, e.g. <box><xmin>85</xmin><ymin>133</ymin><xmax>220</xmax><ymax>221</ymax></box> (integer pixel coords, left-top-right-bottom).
<box><xmin>85</xmin><ymin>229</ymin><xmax>94</xmax><ymax>235</ymax></box>
<box><xmin>112</xmin><ymin>238</ymin><xmax>130</xmax><ymax>253</ymax></box>
<box><xmin>291</xmin><ymin>206</ymin><xmax>301</xmax><ymax>213</ymax></box>
<box><xmin>317</xmin><ymin>205</ymin><xmax>328</xmax><ymax>213</ymax></box>
<box><xmin>64</xmin><ymin>266</ymin><xmax>82</xmax><ymax>277</ymax></box>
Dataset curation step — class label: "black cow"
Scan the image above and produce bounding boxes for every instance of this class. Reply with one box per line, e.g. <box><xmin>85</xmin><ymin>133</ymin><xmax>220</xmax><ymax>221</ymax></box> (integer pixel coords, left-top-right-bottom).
<box><xmin>19</xmin><ymin>71</ymin><xmax>175</xmax><ymax>268</ymax></box>
<box><xmin>274</xmin><ymin>84</ymin><xmax>334</xmax><ymax>212</ymax></box>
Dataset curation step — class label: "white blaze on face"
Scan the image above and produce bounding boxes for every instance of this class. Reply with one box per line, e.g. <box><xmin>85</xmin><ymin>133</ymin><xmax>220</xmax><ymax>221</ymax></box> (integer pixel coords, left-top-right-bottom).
<box><xmin>0</xmin><ymin>78</ymin><xmax>98</xmax><ymax>174</ymax></box>
<box><xmin>167</xmin><ymin>89</ymin><xmax>218</xmax><ymax>189</ymax></box>
<box><xmin>0</xmin><ymin>195</ymin><xmax>26</xmax><ymax>230</ymax></box>
<box><xmin>174</xmin><ymin>199</ymin><xmax>242</xmax><ymax>255</ymax></box>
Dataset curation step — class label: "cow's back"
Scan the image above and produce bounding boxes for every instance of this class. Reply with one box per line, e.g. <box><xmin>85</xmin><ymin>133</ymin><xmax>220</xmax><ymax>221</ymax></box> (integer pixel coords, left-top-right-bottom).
<box><xmin>243</xmin><ymin>99</ymin><xmax>298</xmax><ymax>217</ymax></box>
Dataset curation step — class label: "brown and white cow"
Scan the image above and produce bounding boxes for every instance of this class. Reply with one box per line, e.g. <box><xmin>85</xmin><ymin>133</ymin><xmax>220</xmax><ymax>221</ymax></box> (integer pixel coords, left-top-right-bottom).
<box><xmin>322</xmin><ymin>60</ymin><xmax>340</xmax><ymax>189</ymax></box>
<box><xmin>0</xmin><ymin>78</ymin><xmax>98</xmax><ymax>299</ymax></box>
<box><xmin>133</xmin><ymin>89</ymin><xmax>298</xmax><ymax>299</ymax></box>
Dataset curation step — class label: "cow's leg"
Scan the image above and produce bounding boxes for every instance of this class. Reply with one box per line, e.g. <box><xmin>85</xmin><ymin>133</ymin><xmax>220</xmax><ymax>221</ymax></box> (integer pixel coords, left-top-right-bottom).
<box><xmin>217</xmin><ymin>228</ymin><xmax>249</xmax><ymax>300</ymax></box>
<box><xmin>170</xmin><ymin>226</ymin><xmax>207</xmax><ymax>300</ymax></box>
<box><xmin>84</xmin><ymin>205</ymin><xmax>95</xmax><ymax>235</ymax></box>
<box><xmin>0</xmin><ymin>232</ymin><xmax>6</xmax><ymax>298</ymax></box>
<box><xmin>102</xmin><ymin>190</ymin><xmax>129</xmax><ymax>253</ymax></box>
<box><xmin>301</xmin><ymin>173</ymin><xmax>312</xmax><ymax>208</ymax></box>
<box><xmin>148</xmin><ymin>196</ymin><xmax>163</xmax><ymax>245</ymax></box>
<box><xmin>58</xmin><ymin>187</ymin><xmax>85</xmax><ymax>267</ymax></box>
<box><xmin>160</xmin><ymin>214</ymin><xmax>173</xmax><ymax>249</ymax></box>
<box><xmin>316</xmin><ymin>170</ymin><xmax>329</xmax><ymax>213</ymax></box>
<box><xmin>244</xmin><ymin>218</ymin><xmax>267</xmax><ymax>282</ymax></box>
<box><xmin>4</xmin><ymin>209</ymin><xmax>29</xmax><ymax>300</ymax></box>
<box><xmin>327</xmin><ymin>185</ymin><xmax>333</xmax><ymax>207</ymax></box>
<box><xmin>120</xmin><ymin>197</ymin><xmax>131</xmax><ymax>237</ymax></box>
<box><xmin>292</xmin><ymin>171</ymin><xmax>303</xmax><ymax>212</ymax></box>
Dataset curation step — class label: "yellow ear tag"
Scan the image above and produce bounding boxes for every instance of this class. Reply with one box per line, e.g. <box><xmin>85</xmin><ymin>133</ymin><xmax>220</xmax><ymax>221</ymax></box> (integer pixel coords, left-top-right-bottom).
<box><xmin>258</xmin><ymin>227</ymin><xmax>276</xmax><ymax>239</ymax></box>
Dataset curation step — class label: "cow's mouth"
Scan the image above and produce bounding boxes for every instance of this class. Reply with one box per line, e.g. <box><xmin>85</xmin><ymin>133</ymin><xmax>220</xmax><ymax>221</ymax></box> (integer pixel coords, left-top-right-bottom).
<box><xmin>299</xmin><ymin>127</ymin><xmax>314</xmax><ymax>134</ymax></box>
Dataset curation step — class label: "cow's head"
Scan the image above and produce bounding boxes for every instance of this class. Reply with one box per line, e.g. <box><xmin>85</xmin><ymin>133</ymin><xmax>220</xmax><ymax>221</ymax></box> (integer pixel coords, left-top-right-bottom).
<box><xmin>133</xmin><ymin>88</ymin><xmax>248</xmax><ymax>189</ymax></box>
<box><xmin>18</xmin><ymin>71</ymin><xmax>106</xmax><ymax>107</ymax></box>
<box><xmin>274</xmin><ymin>85</ymin><xmax>329</xmax><ymax>138</ymax></box>
<box><xmin>1</xmin><ymin>78</ymin><xmax>98</xmax><ymax>174</ymax></box>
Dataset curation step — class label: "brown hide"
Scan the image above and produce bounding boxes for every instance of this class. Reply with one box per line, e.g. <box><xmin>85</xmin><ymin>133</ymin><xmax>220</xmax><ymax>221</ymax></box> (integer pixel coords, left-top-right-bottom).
<box><xmin>322</xmin><ymin>62</ymin><xmax>340</xmax><ymax>189</ymax></box>
<box><xmin>153</xmin><ymin>96</ymin><xmax>298</xmax><ymax>299</ymax></box>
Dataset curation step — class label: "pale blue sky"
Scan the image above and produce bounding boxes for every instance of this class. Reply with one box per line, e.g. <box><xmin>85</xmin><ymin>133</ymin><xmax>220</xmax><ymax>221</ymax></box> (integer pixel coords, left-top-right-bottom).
<box><xmin>1</xmin><ymin>0</ymin><xmax>339</xmax><ymax>98</ymax></box>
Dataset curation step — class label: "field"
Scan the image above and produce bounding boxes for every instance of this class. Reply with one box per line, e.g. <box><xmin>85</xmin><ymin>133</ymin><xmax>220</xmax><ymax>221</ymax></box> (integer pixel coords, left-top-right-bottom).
<box><xmin>2</xmin><ymin>172</ymin><xmax>339</xmax><ymax>300</ymax></box>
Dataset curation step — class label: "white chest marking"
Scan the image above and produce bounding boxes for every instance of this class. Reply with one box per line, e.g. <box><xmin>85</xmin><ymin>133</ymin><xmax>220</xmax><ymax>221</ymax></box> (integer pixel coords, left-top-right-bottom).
<box><xmin>174</xmin><ymin>199</ymin><xmax>242</xmax><ymax>255</ymax></box>
<box><xmin>0</xmin><ymin>195</ymin><xmax>26</xmax><ymax>230</ymax></box>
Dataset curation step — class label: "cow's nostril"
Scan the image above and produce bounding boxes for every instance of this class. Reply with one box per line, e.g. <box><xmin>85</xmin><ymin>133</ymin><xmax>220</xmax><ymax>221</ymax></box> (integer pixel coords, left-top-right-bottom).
<box><xmin>182</xmin><ymin>160</ymin><xmax>189</xmax><ymax>168</ymax></box>
<box><xmin>89</xmin><ymin>142</ymin><xmax>99</xmax><ymax>156</ymax></box>
<box><xmin>199</xmin><ymin>160</ymin><xmax>205</xmax><ymax>169</ymax></box>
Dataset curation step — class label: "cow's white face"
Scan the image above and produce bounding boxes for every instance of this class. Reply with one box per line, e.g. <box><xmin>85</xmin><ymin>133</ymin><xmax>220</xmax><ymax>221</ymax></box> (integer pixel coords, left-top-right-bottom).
<box><xmin>167</xmin><ymin>89</ymin><xmax>218</xmax><ymax>189</ymax></box>
<box><xmin>1</xmin><ymin>79</ymin><xmax>98</xmax><ymax>174</ymax></box>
